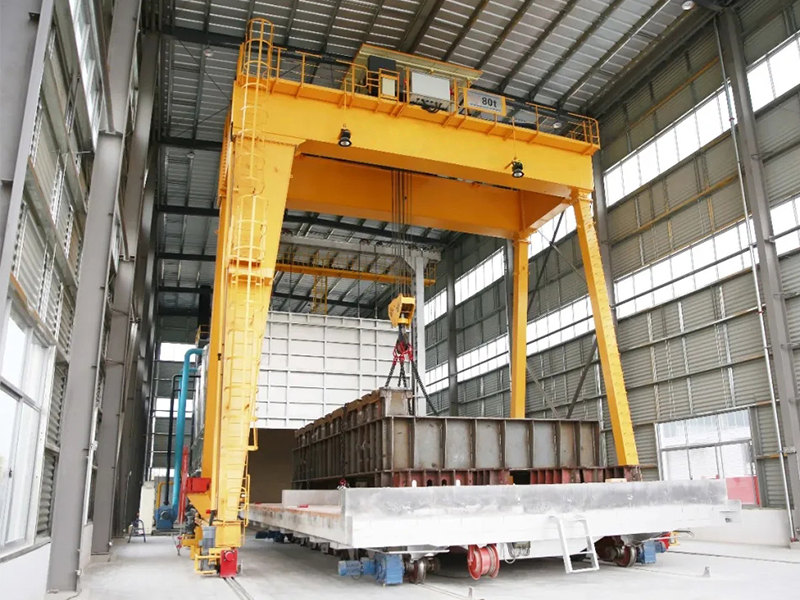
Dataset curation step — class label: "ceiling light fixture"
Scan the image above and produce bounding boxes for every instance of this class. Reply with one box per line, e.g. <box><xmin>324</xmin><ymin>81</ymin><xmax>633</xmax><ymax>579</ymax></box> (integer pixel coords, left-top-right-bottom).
<box><xmin>511</xmin><ymin>160</ymin><xmax>524</xmax><ymax>179</ymax></box>
<box><xmin>203</xmin><ymin>46</ymin><xmax>214</xmax><ymax>58</ymax></box>
<box><xmin>338</xmin><ymin>127</ymin><xmax>352</xmax><ymax>148</ymax></box>
<box><xmin>681</xmin><ymin>1</ymin><xmax>695</xmax><ymax>10</ymax></box>
<box><xmin>187</xmin><ymin>151</ymin><xmax>195</xmax><ymax>160</ymax></box>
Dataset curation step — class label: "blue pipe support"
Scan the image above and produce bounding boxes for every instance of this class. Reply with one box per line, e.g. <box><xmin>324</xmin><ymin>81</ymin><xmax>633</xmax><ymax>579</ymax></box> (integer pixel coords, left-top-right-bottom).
<box><xmin>171</xmin><ymin>348</ymin><xmax>203</xmax><ymax>515</ymax></box>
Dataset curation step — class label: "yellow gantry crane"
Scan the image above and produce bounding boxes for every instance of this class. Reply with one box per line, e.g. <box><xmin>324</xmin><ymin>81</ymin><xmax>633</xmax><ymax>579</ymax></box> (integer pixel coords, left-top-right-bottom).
<box><xmin>184</xmin><ymin>19</ymin><xmax>638</xmax><ymax>575</ymax></box>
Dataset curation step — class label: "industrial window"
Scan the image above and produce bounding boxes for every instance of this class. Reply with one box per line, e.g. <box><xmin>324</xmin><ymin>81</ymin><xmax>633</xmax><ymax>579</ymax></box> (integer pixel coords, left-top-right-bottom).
<box><xmin>158</xmin><ymin>343</ymin><xmax>199</xmax><ymax>362</ymax></box>
<box><xmin>749</xmin><ymin>33</ymin><xmax>800</xmax><ymax>111</ymax></box>
<box><xmin>72</xmin><ymin>0</ymin><xmax>104</xmax><ymax>141</ymax></box>
<box><xmin>603</xmin><ymin>87</ymin><xmax>730</xmax><ymax>206</ymax></box>
<box><xmin>424</xmin><ymin>289</ymin><xmax>447</xmax><ymax>323</ymax></box>
<box><xmin>603</xmin><ymin>29</ymin><xmax>800</xmax><ymax>208</ymax></box>
<box><xmin>615</xmin><ymin>194</ymin><xmax>800</xmax><ymax>320</ymax></box>
<box><xmin>657</xmin><ymin>410</ymin><xmax>758</xmax><ymax>505</ymax></box>
<box><xmin>526</xmin><ymin>296</ymin><xmax>593</xmax><ymax>355</ymax></box>
<box><xmin>456</xmin><ymin>335</ymin><xmax>509</xmax><ymax>382</ymax></box>
<box><xmin>454</xmin><ymin>249</ymin><xmax>505</xmax><ymax>305</ymax></box>
<box><xmin>0</xmin><ymin>309</ymin><xmax>53</xmax><ymax>552</ymax></box>
<box><xmin>425</xmin><ymin>363</ymin><xmax>449</xmax><ymax>393</ymax></box>
<box><xmin>528</xmin><ymin>206</ymin><xmax>577</xmax><ymax>257</ymax></box>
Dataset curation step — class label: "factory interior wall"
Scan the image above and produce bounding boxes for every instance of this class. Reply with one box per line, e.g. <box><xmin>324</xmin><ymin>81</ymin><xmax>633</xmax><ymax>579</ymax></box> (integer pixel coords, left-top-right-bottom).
<box><xmin>0</xmin><ymin>542</ymin><xmax>51</xmax><ymax>600</ymax></box>
<box><xmin>248</xmin><ymin>429</ymin><xmax>296</xmax><ymax>502</ymax></box>
<box><xmin>425</xmin><ymin>0</ymin><xmax>800</xmax><ymax>507</ymax></box>
<box><xmin>692</xmin><ymin>508</ymin><xmax>792</xmax><ymax>547</ymax></box>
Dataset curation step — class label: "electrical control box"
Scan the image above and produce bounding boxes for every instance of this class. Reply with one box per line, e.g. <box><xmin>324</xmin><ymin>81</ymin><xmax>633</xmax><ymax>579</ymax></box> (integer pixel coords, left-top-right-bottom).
<box><xmin>409</xmin><ymin>72</ymin><xmax>451</xmax><ymax>110</ymax></box>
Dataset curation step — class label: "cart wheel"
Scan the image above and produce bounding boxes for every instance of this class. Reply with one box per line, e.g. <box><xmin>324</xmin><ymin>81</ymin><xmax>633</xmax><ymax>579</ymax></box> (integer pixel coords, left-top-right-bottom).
<box><xmin>467</xmin><ymin>546</ymin><xmax>484</xmax><ymax>580</ymax></box>
<box><xmin>614</xmin><ymin>545</ymin><xmax>636</xmax><ymax>568</ymax></box>
<box><xmin>408</xmin><ymin>559</ymin><xmax>427</xmax><ymax>584</ymax></box>
<box><xmin>486</xmin><ymin>544</ymin><xmax>500</xmax><ymax>579</ymax></box>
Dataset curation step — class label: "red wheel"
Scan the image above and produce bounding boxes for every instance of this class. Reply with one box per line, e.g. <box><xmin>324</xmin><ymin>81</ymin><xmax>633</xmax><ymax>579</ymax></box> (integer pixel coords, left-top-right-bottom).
<box><xmin>486</xmin><ymin>544</ymin><xmax>500</xmax><ymax>579</ymax></box>
<box><xmin>467</xmin><ymin>545</ymin><xmax>484</xmax><ymax>580</ymax></box>
<box><xmin>614</xmin><ymin>545</ymin><xmax>636</xmax><ymax>568</ymax></box>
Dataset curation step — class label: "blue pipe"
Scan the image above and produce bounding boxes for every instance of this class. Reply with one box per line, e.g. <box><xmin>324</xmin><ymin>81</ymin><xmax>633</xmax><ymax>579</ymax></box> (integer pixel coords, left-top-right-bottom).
<box><xmin>172</xmin><ymin>348</ymin><xmax>203</xmax><ymax>516</ymax></box>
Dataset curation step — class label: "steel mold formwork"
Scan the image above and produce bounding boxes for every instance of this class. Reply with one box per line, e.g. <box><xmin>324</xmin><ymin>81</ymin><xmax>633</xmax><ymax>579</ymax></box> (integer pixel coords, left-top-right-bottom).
<box><xmin>292</xmin><ymin>388</ymin><xmax>636</xmax><ymax>488</ymax></box>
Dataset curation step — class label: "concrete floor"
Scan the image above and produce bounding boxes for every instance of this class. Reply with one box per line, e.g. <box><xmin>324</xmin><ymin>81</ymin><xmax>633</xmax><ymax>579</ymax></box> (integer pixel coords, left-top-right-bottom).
<box><xmin>61</xmin><ymin>533</ymin><xmax>800</xmax><ymax>600</ymax></box>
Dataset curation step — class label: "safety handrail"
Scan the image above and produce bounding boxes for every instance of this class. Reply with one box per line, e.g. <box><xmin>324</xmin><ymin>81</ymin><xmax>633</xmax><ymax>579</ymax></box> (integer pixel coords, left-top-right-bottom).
<box><xmin>239</xmin><ymin>18</ymin><xmax>600</xmax><ymax>147</ymax></box>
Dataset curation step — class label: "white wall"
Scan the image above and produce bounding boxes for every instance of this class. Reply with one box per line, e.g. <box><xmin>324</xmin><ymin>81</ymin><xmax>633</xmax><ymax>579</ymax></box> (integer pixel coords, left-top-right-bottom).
<box><xmin>256</xmin><ymin>312</ymin><xmax>395</xmax><ymax>428</ymax></box>
<box><xmin>0</xmin><ymin>543</ymin><xmax>50</xmax><ymax>600</ymax></box>
<box><xmin>692</xmin><ymin>508</ymin><xmax>792</xmax><ymax>547</ymax></box>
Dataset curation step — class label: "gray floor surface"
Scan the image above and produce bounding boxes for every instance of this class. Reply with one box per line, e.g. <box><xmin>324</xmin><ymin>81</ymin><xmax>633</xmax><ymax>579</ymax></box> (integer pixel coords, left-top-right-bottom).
<box><xmin>57</xmin><ymin>532</ymin><xmax>800</xmax><ymax>599</ymax></box>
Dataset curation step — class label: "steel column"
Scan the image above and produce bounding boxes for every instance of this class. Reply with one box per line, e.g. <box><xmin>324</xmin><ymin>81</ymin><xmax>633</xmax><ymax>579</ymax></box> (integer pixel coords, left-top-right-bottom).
<box><xmin>721</xmin><ymin>9</ymin><xmax>800</xmax><ymax>536</ymax></box>
<box><xmin>117</xmin><ymin>173</ymin><xmax>158</xmax><ymax>535</ymax></box>
<box><xmin>0</xmin><ymin>0</ymin><xmax>54</xmax><ymax>347</ymax></box>
<box><xmin>47</xmin><ymin>0</ymin><xmax>141</xmax><ymax>590</ymax></box>
<box><xmin>91</xmin><ymin>33</ymin><xmax>158</xmax><ymax>555</ymax></box>
<box><xmin>414</xmin><ymin>254</ymin><xmax>427</xmax><ymax>415</ymax></box>
<box><xmin>572</xmin><ymin>189</ymin><xmax>638</xmax><ymax>466</ymax></box>
<box><xmin>510</xmin><ymin>238</ymin><xmax>530</xmax><ymax>418</ymax></box>
<box><xmin>592</xmin><ymin>152</ymin><xmax>616</xmax><ymax>301</ymax></box>
<box><xmin>446</xmin><ymin>255</ymin><xmax>458</xmax><ymax>416</ymax></box>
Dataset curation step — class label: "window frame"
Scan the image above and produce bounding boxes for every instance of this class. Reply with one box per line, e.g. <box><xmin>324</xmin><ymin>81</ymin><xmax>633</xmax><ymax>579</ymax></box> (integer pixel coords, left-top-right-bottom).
<box><xmin>0</xmin><ymin>304</ymin><xmax>55</xmax><ymax>552</ymax></box>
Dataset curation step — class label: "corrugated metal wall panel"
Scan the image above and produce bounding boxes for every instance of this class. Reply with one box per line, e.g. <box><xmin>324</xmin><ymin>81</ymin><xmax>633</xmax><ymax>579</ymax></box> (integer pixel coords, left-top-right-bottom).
<box><xmin>710</xmin><ymin>184</ymin><xmax>744</xmax><ymax>229</ymax></box>
<box><xmin>634</xmin><ymin>425</ymin><xmax>658</xmax><ymax>467</ymax></box>
<box><xmin>665</xmin><ymin>163</ymin><xmax>700</xmax><ymax>210</ymax></box>
<box><xmin>641</xmin><ymin>221</ymin><xmax>671</xmax><ymax>265</ymax></box>
<box><xmin>669</xmin><ymin>207</ymin><xmax>708</xmax><ymax>260</ymax></box>
<box><xmin>601</xmin><ymin>106</ymin><xmax>627</xmax><ymax>148</ymax></box>
<box><xmin>602</xmin><ymin>135</ymin><xmax>629</xmax><ymax>170</ymax></box>
<box><xmin>732</xmin><ymin>360</ymin><xmax>771</xmax><ymax>405</ymax></box>
<box><xmin>762</xmin><ymin>459</ymin><xmax>792</xmax><ymax>507</ymax></box>
<box><xmin>779</xmin><ymin>253</ymin><xmax>800</xmax><ymax>292</ymax></box>
<box><xmin>690</xmin><ymin>62</ymin><xmax>723</xmax><ymax>104</ymax></box>
<box><xmin>704</xmin><ymin>137</ymin><xmax>737</xmax><ymax>183</ymax></box>
<box><xmin>690</xmin><ymin>369</ymin><xmax>733</xmax><ymax>414</ymax></box>
<box><xmin>14</xmin><ymin>203</ymin><xmax>47</xmax><ymax>312</ymax></box>
<box><xmin>681</xmin><ymin>289</ymin><xmax>718</xmax><ymax>329</ymax></box>
<box><xmin>757</xmin><ymin>96</ymin><xmax>800</xmax><ymax>155</ymax></box>
<box><xmin>654</xmin><ymin>87</ymin><xmax>694</xmax><ymax>135</ymax></box>
<box><xmin>720</xmin><ymin>274</ymin><xmax>757</xmax><ymax>314</ymax></box>
<box><xmin>765</xmin><ymin>145</ymin><xmax>800</xmax><ymax>203</ymax></box>
<box><xmin>743</xmin><ymin>13</ymin><xmax>786</xmax><ymax>63</ymax></box>
<box><xmin>739</xmin><ymin>0</ymin><xmax>784</xmax><ymax>32</ymax></box>
<box><xmin>609</xmin><ymin>197</ymin><xmax>639</xmax><ymax>241</ymax></box>
<box><xmin>630</xmin><ymin>115</ymin><xmax>656</xmax><ymax>151</ymax></box>
<box><xmin>610</xmin><ymin>236</ymin><xmax>642</xmax><ymax>278</ymax></box>
<box><xmin>37</xmin><ymin>451</ymin><xmax>57</xmax><ymax>536</ymax></box>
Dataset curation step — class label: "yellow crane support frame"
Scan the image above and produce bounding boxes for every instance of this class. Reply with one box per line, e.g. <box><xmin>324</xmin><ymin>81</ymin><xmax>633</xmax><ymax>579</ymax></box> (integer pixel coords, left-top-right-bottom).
<box><xmin>188</xmin><ymin>18</ymin><xmax>638</xmax><ymax>572</ymax></box>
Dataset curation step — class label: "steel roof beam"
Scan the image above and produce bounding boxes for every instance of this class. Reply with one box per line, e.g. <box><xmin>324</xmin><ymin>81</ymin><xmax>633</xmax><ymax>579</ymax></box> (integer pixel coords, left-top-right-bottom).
<box><xmin>554</xmin><ymin>0</ymin><xmax>673</xmax><ymax>110</ymax></box>
<box><xmin>497</xmin><ymin>0</ymin><xmax>580</xmax><ymax>94</ymax></box>
<box><xmin>522</xmin><ymin>0</ymin><xmax>626</xmax><ymax>103</ymax></box>
<box><xmin>401</xmin><ymin>0</ymin><xmax>446</xmax><ymax>53</ymax></box>
<box><xmin>442</xmin><ymin>0</ymin><xmax>490</xmax><ymax>62</ymax></box>
<box><xmin>157</xmin><ymin>287</ymin><xmax>376</xmax><ymax>312</ymax></box>
<box><xmin>282</xmin><ymin>214</ymin><xmax>447</xmax><ymax>246</ymax></box>
<box><xmin>584</xmin><ymin>10</ymin><xmax>714</xmax><ymax>116</ymax></box>
<box><xmin>155</xmin><ymin>206</ymin><xmax>447</xmax><ymax>245</ymax></box>
<box><xmin>158</xmin><ymin>135</ymin><xmax>222</xmax><ymax>151</ymax></box>
<box><xmin>157</xmin><ymin>204</ymin><xmax>219</xmax><ymax>217</ymax></box>
<box><xmin>473</xmin><ymin>0</ymin><xmax>534</xmax><ymax>71</ymax></box>
<box><xmin>279</xmin><ymin>233</ymin><xmax>441</xmax><ymax>261</ymax></box>
<box><xmin>158</xmin><ymin>252</ymin><xmax>214</xmax><ymax>261</ymax></box>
